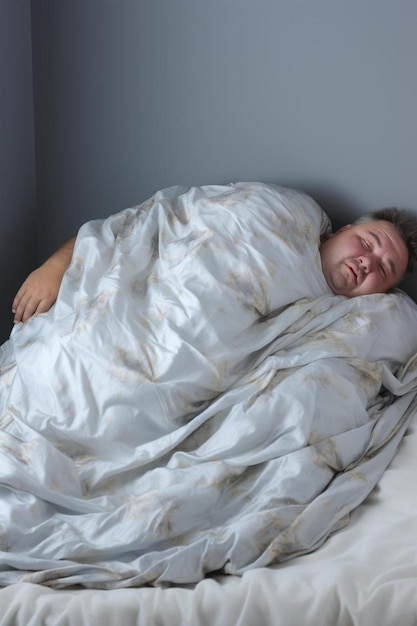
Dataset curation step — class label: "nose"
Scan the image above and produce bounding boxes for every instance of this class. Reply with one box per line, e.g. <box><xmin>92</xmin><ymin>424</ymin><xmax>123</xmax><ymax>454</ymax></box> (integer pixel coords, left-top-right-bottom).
<box><xmin>358</xmin><ymin>255</ymin><xmax>375</xmax><ymax>273</ymax></box>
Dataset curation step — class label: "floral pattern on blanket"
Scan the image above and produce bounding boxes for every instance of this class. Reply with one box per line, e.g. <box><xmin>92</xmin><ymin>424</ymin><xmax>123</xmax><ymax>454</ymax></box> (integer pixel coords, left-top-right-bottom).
<box><xmin>1</xmin><ymin>182</ymin><xmax>417</xmax><ymax>588</ymax></box>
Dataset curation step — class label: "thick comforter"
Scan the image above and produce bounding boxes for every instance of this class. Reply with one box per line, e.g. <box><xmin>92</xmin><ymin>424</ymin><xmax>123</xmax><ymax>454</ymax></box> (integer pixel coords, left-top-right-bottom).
<box><xmin>1</xmin><ymin>182</ymin><xmax>417</xmax><ymax>588</ymax></box>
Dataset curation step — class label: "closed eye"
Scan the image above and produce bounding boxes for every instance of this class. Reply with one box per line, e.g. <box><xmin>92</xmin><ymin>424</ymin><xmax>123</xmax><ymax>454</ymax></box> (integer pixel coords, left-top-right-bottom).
<box><xmin>379</xmin><ymin>263</ymin><xmax>387</xmax><ymax>278</ymax></box>
<box><xmin>367</xmin><ymin>230</ymin><xmax>398</xmax><ymax>278</ymax></box>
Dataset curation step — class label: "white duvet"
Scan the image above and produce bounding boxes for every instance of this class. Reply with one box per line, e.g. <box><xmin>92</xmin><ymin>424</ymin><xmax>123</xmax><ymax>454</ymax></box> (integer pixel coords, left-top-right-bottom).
<box><xmin>1</xmin><ymin>182</ymin><xmax>417</xmax><ymax>588</ymax></box>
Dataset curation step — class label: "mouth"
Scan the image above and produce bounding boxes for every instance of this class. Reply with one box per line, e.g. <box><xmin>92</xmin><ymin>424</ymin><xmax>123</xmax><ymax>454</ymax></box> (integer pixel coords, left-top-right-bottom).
<box><xmin>346</xmin><ymin>261</ymin><xmax>361</xmax><ymax>284</ymax></box>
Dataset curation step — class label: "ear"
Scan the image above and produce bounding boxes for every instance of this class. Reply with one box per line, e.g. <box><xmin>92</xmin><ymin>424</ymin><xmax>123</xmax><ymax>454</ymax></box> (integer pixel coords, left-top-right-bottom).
<box><xmin>334</xmin><ymin>224</ymin><xmax>352</xmax><ymax>234</ymax></box>
<box><xmin>321</xmin><ymin>224</ymin><xmax>352</xmax><ymax>241</ymax></box>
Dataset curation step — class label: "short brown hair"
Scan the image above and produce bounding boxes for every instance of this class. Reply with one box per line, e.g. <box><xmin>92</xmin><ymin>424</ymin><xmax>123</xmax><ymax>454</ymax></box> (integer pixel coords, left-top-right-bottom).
<box><xmin>356</xmin><ymin>208</ymin><xmax>417</xmax><ymax>275</ymax></box>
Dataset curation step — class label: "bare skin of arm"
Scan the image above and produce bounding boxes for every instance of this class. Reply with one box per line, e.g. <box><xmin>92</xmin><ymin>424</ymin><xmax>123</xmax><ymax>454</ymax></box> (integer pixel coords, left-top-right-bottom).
<box><xmin>12</xmin><ymin>236</ymin><xmax>76</xmax><ymax>324</ymax></box>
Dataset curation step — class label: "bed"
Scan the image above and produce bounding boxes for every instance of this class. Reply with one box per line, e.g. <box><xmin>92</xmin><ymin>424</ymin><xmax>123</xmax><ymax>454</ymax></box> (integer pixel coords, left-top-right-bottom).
<box><xmin>1</xmin><ymin>182</ymin><xmax>417</xmax><ymax>625</ymax></box>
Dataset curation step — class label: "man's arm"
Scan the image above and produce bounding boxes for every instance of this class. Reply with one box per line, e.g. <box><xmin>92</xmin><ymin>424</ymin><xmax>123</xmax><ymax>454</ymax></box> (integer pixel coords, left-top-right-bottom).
<box><xmin>12</xmin><ymin>236</ymin><xmax>76</xmax><ymax>323</ymax></box>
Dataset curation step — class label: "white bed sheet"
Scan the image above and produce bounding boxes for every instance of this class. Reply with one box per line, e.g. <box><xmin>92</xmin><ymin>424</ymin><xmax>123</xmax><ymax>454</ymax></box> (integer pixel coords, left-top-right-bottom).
<box><xmin>1</xmin><ymin>412</ymin><xmax>416</xmax><ymax>626</ymax></box>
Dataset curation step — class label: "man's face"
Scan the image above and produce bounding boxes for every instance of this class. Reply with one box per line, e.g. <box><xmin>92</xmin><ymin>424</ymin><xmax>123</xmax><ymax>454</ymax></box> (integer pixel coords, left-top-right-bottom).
<box><xmin>319</xmin><ymin>220</ymin><xmax>409</xmax><ymax>297</ymax></box>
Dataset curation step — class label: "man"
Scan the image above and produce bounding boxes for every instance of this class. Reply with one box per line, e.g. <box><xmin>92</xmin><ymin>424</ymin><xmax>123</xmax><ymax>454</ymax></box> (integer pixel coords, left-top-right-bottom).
<box><xmin>12</xmin><ymin>206</ymin><xmax>417</xmax><ymax>324</ymax></box>
<box><xmin>3</xmin><ymin>184</ymin><xmax>417</xmax><ymax>589</ymax></box>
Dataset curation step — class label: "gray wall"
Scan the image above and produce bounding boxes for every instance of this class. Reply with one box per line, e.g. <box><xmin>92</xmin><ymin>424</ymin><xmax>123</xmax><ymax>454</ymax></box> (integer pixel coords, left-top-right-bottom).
<box><xmin>0</xmin><ymin>0</ymin><xmax>37</xmax><ymax>341</ymax></box>
<box><xmin>14</xmin><ymin>0</ymin><xmax>417</xmax><ymax>304</ymax></box>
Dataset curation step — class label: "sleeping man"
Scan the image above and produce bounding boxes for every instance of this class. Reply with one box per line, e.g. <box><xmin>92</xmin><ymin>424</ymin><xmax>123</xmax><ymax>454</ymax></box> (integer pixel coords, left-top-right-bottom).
<box><xmin>11</xmin><ymin>201</ymin><xmax>417</xmax><ymax>324</ymax></box>
<box><xmin>2</xmin><ymin>182</ymin><xmax>417</xmax><ymax>588</ymax></box>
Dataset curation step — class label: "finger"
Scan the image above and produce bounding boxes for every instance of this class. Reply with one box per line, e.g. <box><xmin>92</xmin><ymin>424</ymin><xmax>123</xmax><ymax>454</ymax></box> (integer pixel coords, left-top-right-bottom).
<box><xmin>12</xmin><ymin>287</ymin><xmax>27</xmax><ymax>314</ymax></box>
<box><xmin>34</xmin><ymin>299</ymin><xmax>54</xmax><ymax>317</ymax></box>
<box><xmin>15</xmin><ymin>297</ymin><xmax>39</xmax><ymax>324</ymax></box>
<box><xmin>13</xmin><ymin>298</ymin><xmax>29</xmax><ymax>323</ymax></box>
<box><xmin>22</xmin><ymin>299</ymin><xmax>42</xmax><ymax>323</ymax></box>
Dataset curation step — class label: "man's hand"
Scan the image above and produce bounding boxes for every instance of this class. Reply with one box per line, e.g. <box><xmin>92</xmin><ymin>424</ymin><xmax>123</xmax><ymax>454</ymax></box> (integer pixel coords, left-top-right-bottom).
<box><xmin>12</xmin><ymin>236</ymin><xmax>76</xmax><ymax>323</ymax></box>
<box><xmin>12</xmin><ymin>263</ymin><xmax>65</xmax><ymax>323</ymax></box>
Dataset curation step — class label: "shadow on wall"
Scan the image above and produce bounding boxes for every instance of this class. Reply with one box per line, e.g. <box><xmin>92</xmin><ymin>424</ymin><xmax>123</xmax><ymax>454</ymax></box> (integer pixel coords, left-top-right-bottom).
<box><xmin>281</xmin><ymin>180</ymin><xmax>361</xmax><ymax>228</ymax></box>
<box><xmin>0</xmin><ymin>217</ymin><xmax>36</xmax><ymax>344</ymax></box>
<box><xmin>399</xmin><ymin>274</ymin><xmax>417</xmax><ymax>303</ymax></box>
